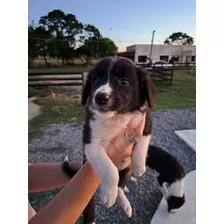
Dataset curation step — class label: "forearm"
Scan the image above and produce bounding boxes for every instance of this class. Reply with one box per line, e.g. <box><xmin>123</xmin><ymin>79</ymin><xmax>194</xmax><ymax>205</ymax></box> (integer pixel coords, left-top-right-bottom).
<box><xmin>29</xmin><ymin>162</ymin><xmax>100</xmax><ymax>224</ymax></box>
<box><xmin>28</xmin><ymin>162</ymin><xmax>82</xmax><ymax>192</ymax></box>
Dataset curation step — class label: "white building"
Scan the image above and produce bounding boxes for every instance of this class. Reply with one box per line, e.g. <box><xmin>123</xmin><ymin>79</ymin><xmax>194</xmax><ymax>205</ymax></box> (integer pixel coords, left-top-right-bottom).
<box><xmin>118</xmin><ymin>44</ymin><xmax>196</xmax><ymax>64</ymax></box>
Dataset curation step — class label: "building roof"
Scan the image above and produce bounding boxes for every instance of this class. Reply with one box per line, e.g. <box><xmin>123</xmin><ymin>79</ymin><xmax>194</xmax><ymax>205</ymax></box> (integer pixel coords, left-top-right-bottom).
<box><xmin>117</xmin><ymin>50</ymin><xmax>135</xmax><ymax>56</ymax></box>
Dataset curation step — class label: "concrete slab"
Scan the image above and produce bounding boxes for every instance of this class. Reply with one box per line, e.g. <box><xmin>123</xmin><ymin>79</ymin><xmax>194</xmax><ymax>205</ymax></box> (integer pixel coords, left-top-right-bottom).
<box><xmin>28</xmin><ymin>102</ymin><xmax>41</xmax><ymax>121</ymax></box>
<box><xmin>151</xmin><ymin>170</ymin><xmax>196</xmax><ymax>224</ymax></box>
<box><xmin>175</xmin><ymin>129</ymin><xmax>196</xmax><ymax>152</ymax></box>
<box><xmin>28</xmin><ymin>96</ymin><xmax>37</xmax><ymax>103</ymax></box>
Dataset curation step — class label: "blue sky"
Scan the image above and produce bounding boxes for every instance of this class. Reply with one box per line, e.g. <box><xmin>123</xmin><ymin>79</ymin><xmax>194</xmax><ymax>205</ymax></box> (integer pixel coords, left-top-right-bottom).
<box><xmin>28</xmin><ymin>0</ymin><xmax>196</xmax><ymax>51</ymax></box>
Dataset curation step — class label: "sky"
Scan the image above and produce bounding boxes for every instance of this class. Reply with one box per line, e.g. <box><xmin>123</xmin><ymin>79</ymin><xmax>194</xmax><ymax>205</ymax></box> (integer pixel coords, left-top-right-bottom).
<box><xmin>28</xmin><ymin>0</ymin><xmax>196</xmax><ymax>52</ymax></box>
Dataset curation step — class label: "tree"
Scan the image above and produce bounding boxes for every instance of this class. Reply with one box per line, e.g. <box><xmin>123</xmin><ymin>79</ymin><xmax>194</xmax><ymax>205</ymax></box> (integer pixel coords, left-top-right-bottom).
<box><xmin>39</xmin><ymin>10</ymin><xmax>83</xmax><ymax>64</ymax></box>
<box><xmin>76</xmin><ymin>37</ymin><xmax>117</xmax><ymax>65</ymax></box>
<box><xmin>76</xmin><ymin>24</ymin><xmax>102</xmax><ymax>65</ymax></box>
<box><xmin>98</xmin><ymin>38</ymin><xmax>118</xmax><ymax>57</ymax></box>
<box><xmin>28</xmin><ymin>9</ymin><xmax>118</xmax><ymax>67</ymax></box>
<box><xmin>28</xmin><ymin>24</ymin><xmax>52</xmax><ymax>67</ymax></box>
<box><xmin>28</xmin><ymin>25</ymin><xmax>38</xmax><ymax>67</ymax></box>
<box><xmin>164</xmin><ymin>32</ymin><xmax>194</xmax><ymax>45</ymax></box>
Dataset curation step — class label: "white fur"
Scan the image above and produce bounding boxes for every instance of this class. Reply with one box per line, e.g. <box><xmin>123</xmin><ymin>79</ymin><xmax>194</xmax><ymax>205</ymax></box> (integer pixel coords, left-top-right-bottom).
<box><xmin>131</xmin><ymin>135</ymin><xmax>151</xmax><ymax>177</ymax></box>
<box><xmin>160</xmin><ymin>179</ymin><xmax>184</xmax><ymax>198</ymax></box>
<box><xmin>94</xmin><ymin>83</ymin><xmax>112</xmax><ymax>97</ymax></box>
<box><xmin>130</xmin><ymin>176</ymin><xmax>137</xmax><ymax>182</ymax></box>
<box><xmin>91</xmin><ymin>108</ymin><xmax>116</xmax><ymax>119</ymax></box>
<box><xmin>85</xmin><ymin>109</ymin><xmax>144</xmax><ymax>207</ymax></box>
<box><xmin>168</xmin><ymin>179</ymin><xmax>184</xmax><ymax>197</ymax></box>
<box><xmin>64</xmin><ymin>155</ymin><xmax>69</xmax><ymax>162</ymax></box>
<box><xmin>116</xmin><ymin>187</ymin><xmax>132</xmax><ymax>217</ymax></box>
<box><xmin>123</xmin><ymin>186</ymin><xmax>129</xmax><ymax>192</ymax></box>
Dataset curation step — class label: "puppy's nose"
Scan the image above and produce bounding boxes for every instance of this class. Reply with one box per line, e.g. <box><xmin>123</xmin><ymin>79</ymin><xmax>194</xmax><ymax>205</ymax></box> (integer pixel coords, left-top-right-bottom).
<box><xmin>95</xmin><ymin>92</ymin><xmax>110</xmax><ymax>105</ymax></box>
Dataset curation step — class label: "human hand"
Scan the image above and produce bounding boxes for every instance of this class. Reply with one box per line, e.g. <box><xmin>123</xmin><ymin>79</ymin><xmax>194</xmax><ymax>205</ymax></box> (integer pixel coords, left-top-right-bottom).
<box><xmin>107</xmin><ymin>113</ymin><xmax>146</xmax><ymax>170</ymax></box>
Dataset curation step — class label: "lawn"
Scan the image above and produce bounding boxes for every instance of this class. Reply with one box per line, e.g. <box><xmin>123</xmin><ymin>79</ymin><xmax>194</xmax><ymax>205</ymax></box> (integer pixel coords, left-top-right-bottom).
<box><xmin>153</xmin><ymin>69</ymin><xmax>196</xmax><ymax>109</ymax></box>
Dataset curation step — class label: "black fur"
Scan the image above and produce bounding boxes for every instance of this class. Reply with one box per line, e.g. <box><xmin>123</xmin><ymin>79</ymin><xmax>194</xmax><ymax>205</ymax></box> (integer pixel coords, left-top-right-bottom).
<box><xmin>146</xmin><ymin>145</ymin><xmax>185</xmax><ymax>185</ymax></box>
<box><xmin>61</xmin><ymin>161</ymin><xmax>78</xmax><ymax>178</ymax></box>
<box><xmin>146</xmin><ymin>145</ymin><xmax>186</xmax><ymax>212</ymax></box>
<box><xmin>143</xmin><ymin>110</ymin><xmax>152</xmax><ymax>136</ymax></box>
<box><xmin>167</xmin><ymin>195</ymin><xmax>185</xmax><ymax>212</ymax></box>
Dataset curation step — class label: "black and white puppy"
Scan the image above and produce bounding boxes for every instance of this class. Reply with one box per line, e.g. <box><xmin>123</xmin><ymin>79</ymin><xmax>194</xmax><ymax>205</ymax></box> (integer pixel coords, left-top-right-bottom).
<box><xmin>81</xmin><ymin>56</ymin><xmax>154</xmax><ymax>209</ymax></box>
<box><xmin>146</xmin><ymin>145</ymin><xmax>186</xmax><ymax>212</ymax></box>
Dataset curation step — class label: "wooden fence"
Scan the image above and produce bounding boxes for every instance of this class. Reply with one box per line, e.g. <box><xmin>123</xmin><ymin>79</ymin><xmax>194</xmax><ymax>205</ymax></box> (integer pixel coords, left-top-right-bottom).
<box><xmin>28</xmin><ymin>72</ymin><xmax>89</xmax><ymax>89</ymax></box>
<box><xmin>28</xmin><ymin>62</ymin><xmax>196</xmax><ymax>88</ymax></box>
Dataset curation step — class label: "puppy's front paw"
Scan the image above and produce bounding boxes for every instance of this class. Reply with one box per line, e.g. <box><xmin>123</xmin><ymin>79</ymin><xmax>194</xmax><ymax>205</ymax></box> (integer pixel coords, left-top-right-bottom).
<box><xmin>120</xmin><ymin>198</ymin><xmax>132</xmax><ymax>217</ymax></box>
<box><xmin>100</xmin><ymin>185</ymin><xmax>118</xmax><ymax>208</ymax></box>
<box><xmin>131</xmin><ymin>162</ymin><xmax>146</xmax><ymax>177</ymax></box>
<box><xmin>117</xmin><ymin>188</ymin><xmax>132</xmax><ymax>217</ymax></box>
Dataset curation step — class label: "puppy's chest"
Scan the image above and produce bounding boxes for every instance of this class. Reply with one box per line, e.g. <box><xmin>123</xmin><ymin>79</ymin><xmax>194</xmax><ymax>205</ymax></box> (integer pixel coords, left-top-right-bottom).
<box><xmin>90</xmin><ymin>112</ymin><xmax>143</xmax><ymax>141</ymax></box>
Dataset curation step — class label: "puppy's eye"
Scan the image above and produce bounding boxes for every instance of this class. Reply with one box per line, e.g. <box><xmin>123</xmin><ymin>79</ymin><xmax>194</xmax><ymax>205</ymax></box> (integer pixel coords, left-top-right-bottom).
<box><xmin>119</xmin><ymin>78</ymin><xmax>129</xmax><ymax>86</ymax></box>
<box><xmin>94</xmin><ymin>78</ymin><xmax>100</xmax><ymax>85</ymax></box>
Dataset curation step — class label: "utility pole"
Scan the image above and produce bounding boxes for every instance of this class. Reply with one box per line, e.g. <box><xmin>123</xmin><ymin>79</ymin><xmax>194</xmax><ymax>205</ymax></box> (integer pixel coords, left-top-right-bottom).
<box><xmin>149</xmin><ymin>30</ymin><xmax>156</xmax><ymax>60</ymax></box>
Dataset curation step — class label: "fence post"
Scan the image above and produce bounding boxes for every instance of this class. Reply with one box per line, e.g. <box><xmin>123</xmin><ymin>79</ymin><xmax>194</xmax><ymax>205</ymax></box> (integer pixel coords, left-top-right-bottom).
<box><xmin>191</xmin><ymin>64</ymin><xmax>196</xmax><ymax>76</ymax></box>
<box><xmin>82</xmin><ymin>72</ymin><xmax>89</xmax><ymax>89</ymax></box>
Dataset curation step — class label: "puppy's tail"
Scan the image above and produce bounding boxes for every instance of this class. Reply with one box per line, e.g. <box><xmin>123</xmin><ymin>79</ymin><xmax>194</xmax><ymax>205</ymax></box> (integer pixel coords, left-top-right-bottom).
<box><xmin>61</xmin><ymin>160</ymin><xmax>78</xmax><ymax>178</ymax></box>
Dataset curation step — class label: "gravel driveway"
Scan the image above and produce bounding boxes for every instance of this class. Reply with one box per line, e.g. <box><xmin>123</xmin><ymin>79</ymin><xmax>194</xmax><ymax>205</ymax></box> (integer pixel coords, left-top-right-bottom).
<box><xmin>28</xmin><ymin>108</ymin><xmax>196</xmax><ymax>223</ymax></box>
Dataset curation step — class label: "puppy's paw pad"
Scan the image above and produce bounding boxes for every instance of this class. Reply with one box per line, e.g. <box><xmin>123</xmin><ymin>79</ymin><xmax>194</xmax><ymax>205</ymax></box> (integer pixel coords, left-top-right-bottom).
<box><xmin>100</xmin><ymin>185</ymin><xmax>118</xmax><ymax>208</ymax></box>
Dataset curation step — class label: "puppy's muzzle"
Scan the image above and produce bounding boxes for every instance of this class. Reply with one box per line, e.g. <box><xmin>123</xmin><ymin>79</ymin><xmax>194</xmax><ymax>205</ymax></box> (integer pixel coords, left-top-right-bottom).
<box><xmin>95</xmin><ymin>92</ymin><xmax>110</xmax><ymax>105</ymax></box>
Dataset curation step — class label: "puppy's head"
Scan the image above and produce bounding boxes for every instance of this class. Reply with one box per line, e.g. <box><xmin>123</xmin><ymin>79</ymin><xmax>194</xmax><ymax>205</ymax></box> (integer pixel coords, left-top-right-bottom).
<box><xmin>82</xmin><ymin>56</ymin><xmax>155</xmax><ymax>117</ymax></box>
<box><xmin>167</xmin><ymin>195</ymin><xmax>185</xmax><ymax>212</ymax></box>
<box><xmin>159</xmin><ymin>180</ymin><xmax>185</xmax><ymax>212</ymax></box>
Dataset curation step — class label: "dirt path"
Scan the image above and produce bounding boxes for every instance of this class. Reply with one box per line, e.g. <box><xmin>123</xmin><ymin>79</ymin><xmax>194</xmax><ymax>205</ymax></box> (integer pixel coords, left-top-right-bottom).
<box><xmin>28</xmin><ymin>97</ymin><xmax>41</xmax><ymax>121</ymax></box>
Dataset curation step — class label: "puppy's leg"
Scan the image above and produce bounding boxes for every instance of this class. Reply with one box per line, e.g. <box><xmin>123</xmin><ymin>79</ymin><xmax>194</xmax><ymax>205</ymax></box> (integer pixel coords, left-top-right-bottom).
<box><xmin>85</xmin><ymin>143</ymin><xmax>119</xmax><ymax>208</ymax></box>
<box><xmin>116</xmin><ymin>187</ymin><xmax>132</xmax><ymax>217</ymax></box>
<box><xmin>117</xmin><ymin>168</ymin><xmax>132</xmax><ymax>217</ymax></box>
<box><xmin>131</xmin><ymin>111</ymin><xmax>152</xmax><ymax>177</ymax></box>
<box><xmin>83</xmin><ymin>196</ymin><xmax>95</xmax><ymax>224</ymax></box>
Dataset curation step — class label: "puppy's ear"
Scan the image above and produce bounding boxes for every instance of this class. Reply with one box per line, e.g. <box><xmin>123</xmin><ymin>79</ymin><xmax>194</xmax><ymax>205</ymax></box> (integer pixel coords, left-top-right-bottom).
<box><xmin>136</xmin><ymin>67</ymin><xmax>155</xmax><ymax>108</ymax></box>
<box><xmin>81</xmin><ymin>71</ymin><xmax>92</xmax><ymax>106</ymax></box>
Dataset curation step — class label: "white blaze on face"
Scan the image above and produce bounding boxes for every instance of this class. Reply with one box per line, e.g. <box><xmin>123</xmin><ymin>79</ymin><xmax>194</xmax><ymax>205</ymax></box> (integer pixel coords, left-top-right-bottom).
<box><xmin>91</xmin><ymin>82</ymin><xmax>115</xmax><ymax>118</ymax></box>
<box><xmin>94</xmin><ymin>83</ymin><xmax>112</xmax><ymax>98</ymax></box>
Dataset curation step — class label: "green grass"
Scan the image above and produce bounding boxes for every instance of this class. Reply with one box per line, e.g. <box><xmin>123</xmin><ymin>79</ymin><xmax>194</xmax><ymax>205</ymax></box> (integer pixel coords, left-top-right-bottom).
<box><xmin>28</xmin><ymin>65</ymin><xmax>89</xmax><ymax>74</ymax></box>
<box><xmin>29</xmin><ymin>188</ymin><xmax>62</xmax><ymax>212</ymax></box>
<box><xmin>28</xmin><ymin>87</ymin><xmax>50</xmax><ymax>98</ymax></box>
<box><xmin>152</xmin><ymin>70</ymin><xmax>196</xmax><ymax>109</ymax></box>
<box><xmin>28</xmin><ymin>188</ymin><xmax>83</xmax><ymax>223</ymax></box>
